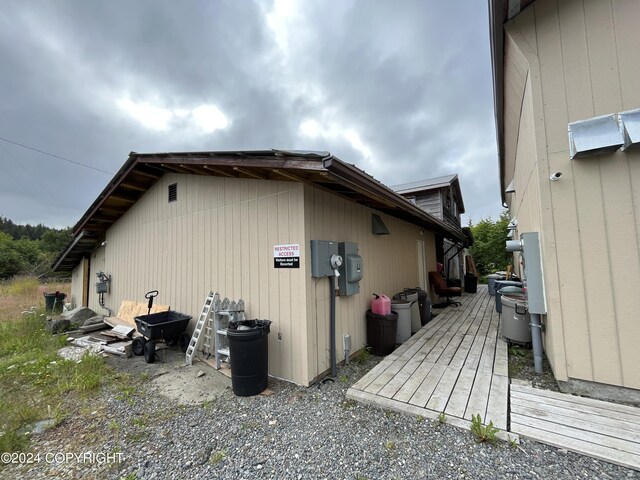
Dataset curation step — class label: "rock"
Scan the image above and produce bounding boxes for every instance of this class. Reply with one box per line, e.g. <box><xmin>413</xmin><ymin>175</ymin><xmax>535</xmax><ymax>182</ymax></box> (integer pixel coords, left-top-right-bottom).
<box><xmin>61</xmin><ymin>307</ymin><xmax>98</xmax><ymax>326</ymax></box>
<box><xmin>46</xmin><ymin>318</ymin><xmax>71</xmax><ymax>334</ymax></box>
<box><xmin>83</xmin><ymin>315</ymin><xmax>106</xmax><ymax>326</ymax></box>
<box><xmin>196</xmin><ymin>370</ymin><xmax>206</xmax><ymax>378</ymax></box>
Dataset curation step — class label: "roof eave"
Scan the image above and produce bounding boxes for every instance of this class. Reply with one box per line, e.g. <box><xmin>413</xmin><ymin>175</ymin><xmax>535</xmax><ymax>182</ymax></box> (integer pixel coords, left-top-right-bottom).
<box><xmin>489</xmin><ymin>0</ymin><xmax>506</xmax><ymax>205</ymax></box>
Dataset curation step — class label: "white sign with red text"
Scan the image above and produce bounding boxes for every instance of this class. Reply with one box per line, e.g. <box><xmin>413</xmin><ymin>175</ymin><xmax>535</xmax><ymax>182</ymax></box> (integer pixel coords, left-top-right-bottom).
<box><xmin>273</xmin><ymin>244</ymin><xmax>300</xmax><ymax>268</ymax></box>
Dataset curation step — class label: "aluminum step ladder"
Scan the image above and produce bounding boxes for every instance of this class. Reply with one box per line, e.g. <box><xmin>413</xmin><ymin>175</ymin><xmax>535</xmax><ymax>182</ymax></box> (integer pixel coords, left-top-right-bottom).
<box><xmin>214</xmin><ymin>297</ymin><xmax>245</xmax><ymax>369</ymax></box>
<box><xmin>185</xmin><ymin>291</ymin><xmax>217</xmax><ymax>365</ymax></box>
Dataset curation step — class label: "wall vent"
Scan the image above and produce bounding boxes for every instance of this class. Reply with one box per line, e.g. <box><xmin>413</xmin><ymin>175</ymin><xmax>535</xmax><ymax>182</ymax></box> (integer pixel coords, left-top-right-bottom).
<box><xmin>168</xmin><ymin>183</ymin><xmax>177</xmax><ymax>202</ymax></box>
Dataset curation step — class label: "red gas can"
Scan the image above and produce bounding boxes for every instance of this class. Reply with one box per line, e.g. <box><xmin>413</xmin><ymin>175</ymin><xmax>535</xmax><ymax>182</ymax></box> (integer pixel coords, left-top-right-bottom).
<box><xmin>371</xmin><ymin>294</ymin><xmax>391</xmax><ymax>315</ymax></box>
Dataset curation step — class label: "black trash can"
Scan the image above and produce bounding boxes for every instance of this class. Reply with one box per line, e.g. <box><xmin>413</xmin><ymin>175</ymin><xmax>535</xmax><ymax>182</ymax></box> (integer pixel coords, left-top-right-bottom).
<box><xmin>415</xmin><ymin>288</ymin><xmax>432</xmax><ymax>326</ymax></box>
<box><xmin>43</xmin><ymin>292</ymin><xmax>67</xmax><ymax>314</ymax></box>
<box><xmin>464</xmin><ymin>274</ymin><xmax>478</xmax><ymax>293</ymax></box>
<box><xmin>227</xmin><ymin>319</ymin><xmax>272</xmax><ymax>396</ymax></box>
<box><xmin>366</xmin><ymin>310</ymin><xmax>397</xmax><ymax>356</ymax></box>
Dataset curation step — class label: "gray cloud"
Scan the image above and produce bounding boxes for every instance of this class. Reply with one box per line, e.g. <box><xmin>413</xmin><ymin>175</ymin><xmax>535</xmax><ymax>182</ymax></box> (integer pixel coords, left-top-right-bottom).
<box><xmin>0</xmin><ymin>0</ymin><xmax>500</xmax><ymax>228</ymax></box>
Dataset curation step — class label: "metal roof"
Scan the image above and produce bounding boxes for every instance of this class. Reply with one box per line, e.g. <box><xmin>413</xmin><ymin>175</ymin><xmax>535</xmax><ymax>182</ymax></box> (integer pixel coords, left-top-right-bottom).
<box><xmin>53</xmin><ymin>150</ymin><xmax>467</xmax><ymax>271</ymax></box>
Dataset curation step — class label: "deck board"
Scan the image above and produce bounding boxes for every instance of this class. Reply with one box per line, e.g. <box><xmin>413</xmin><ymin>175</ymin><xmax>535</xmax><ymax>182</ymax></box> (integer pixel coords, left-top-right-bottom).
<box><xmin>511</xmin><ymin>384</ymin><xmax>640</xmax><ymax>471</ymax></box>
<box><xmin>347</xmin><ymin>285</ymin><xmax>509</xmax><ymax>433</ymax></box>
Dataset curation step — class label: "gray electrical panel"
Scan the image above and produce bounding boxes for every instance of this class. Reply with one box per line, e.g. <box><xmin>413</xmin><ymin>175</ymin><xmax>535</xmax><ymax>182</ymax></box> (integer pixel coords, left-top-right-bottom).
<box><xmin>310</xmin><ymin>240</ymin><xmax>339</xmax><ymax>277</ymax></box>
<box><xmin>338</xmin><ymin>242</ymin><xmax>363</xmax><ymax>296</ymax></box>
<box><xmin>521</xmin><ymin>232</ymin><xmax>547</xmax><ymax>314</ymax></box>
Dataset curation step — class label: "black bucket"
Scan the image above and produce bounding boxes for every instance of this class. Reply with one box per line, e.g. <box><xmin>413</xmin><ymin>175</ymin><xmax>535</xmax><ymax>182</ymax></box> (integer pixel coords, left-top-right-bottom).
<box><xmin>366</xmin><ymin>310</ymin><xmax>397</xmax><ymax>356</ymax></box>
<box><xmin>227</xmin><ymin>319</ymin><xmax>272</xmax><ymax>396</ymax></box>
<box><xmin>43</xmin><ymin>292</ymin><xmax>66</xmax><ymax>314</ymax></box>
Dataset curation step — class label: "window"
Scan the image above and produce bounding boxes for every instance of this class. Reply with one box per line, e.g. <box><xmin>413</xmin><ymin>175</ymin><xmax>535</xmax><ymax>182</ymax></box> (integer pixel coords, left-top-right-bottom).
<box><xmin>168</xmin><ymin>183</ymin><xmax>177</xmax><ymax>202</ymax></box>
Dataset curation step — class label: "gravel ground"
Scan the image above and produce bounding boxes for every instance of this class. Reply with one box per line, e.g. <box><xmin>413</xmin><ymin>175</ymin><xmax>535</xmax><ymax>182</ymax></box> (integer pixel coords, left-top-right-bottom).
<box><xmin>3</xmin><ymin>354</ymin><xmax>639</xmax><ymax>480</ymax></box>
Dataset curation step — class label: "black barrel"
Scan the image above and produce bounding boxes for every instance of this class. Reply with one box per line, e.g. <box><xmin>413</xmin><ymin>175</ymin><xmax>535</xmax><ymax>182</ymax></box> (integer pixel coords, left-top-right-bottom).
<box><xmin>415</xmin><ymin>288</ymin><xmax>432</xmax><ymax>325</ymax></box>
<box><xmin>366</xmin><ymin>310</ymin><xmax>398</xmax><ymax>356</ymax></box>
<box><xmin>464</xmin><ymin>274</ymin><xmax>478</xmax><ymax>293</ymax></box>
<box><xmin>227</xmin><ymin>320</ymin><xmax>272</xmax><ymax>396</ymax></box>
<box><xmin>43</xmin><ymin>292</ymin><xmax>66</xmax><ymax>314</ymax></box>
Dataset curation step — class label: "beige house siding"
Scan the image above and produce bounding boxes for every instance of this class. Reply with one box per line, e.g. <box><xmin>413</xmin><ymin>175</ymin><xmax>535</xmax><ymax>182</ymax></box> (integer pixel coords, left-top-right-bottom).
<box><xmin>70</xmin><ymin>260</ymin><xmax>85</xmax><ymax>309</ymax></box>
<box><xmin>503</xmin><ymin>0</ymin><xmax>640</xmax><ymax>390</ymax></box>
<box><xmin>82</xmin><ymin>174</ymin><xmax>309</xmax><ymax>385</ymax></box>
<box><xmin>87</xmin><ymin>245</ymin><xmax>106</xmax><ymax>314</ymax></box>
<box><xmin>303</xmin><ymin>184</ymin><xmax>436</xmax><ymax>382</ymax></box>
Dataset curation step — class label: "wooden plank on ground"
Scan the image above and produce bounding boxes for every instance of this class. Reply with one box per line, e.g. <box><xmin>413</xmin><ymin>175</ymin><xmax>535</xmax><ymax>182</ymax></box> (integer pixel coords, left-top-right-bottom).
<box><xmin>426</xmin><ymin>366</ymin><xmax>460</xmax><ymax>413</ymax></box>
<box><xmin>408</xmin><ymin>363</ymin><xmax>446</xmax><ymax>407</ymax></box>
<box><xmin>445</xmin><ymin>367</ymin><xmax>477</xmax><ymax>418</ymax></box>
<box><xmin>464</xmin><ymin>369</ymin><xmax>492</xmax><ymax>420</ymax></box>
<box><xmin>392</xmin><ymin>360</ymin><xmax>435</xmax><ymax>403</ymax></box>
<box><xmin>377</xmin><ymin>353</ymin><xmax>427</xmax><ymax>399</ymax></box>
<box><xmin>511</xmin><ymin>423</ymin><xmax>640</xmax><ymax>471</ymax></box>
<box><xmin>485</xmin><ymin>374</ymin><xmax>508</xmax><ymax>430</ymax></box>
<box><xmin>493</xmin><ymin>339</ymin><xmax>509</xmax><ymax>377</ymax></box>
<box><xmin>462</xmin><ymin>334</ymin><xmax>486</xmax><ymax>370</ymax></box>
<box><xmin>511</xmin><ymin>384</ymin><xmax>640</xmax><ymax>418</ymax></box>
<box><xmin>449</xmin><ymin>334</ymin><xmax>475</xmax><ymax>369</ymax></box>
<box><xmin>510</xmin><ymin>387</ymin><xmax>640</xmax><ymax>425</ymax></box>
<box><xmin>511</xmin><ymin>395</ymin><xmax>640</xmax><ymax>443</ymax></box>
<box><xmin>511</xmin><ymin>412</ymin><xmax>640</xmax><ymax>456</ymax></box>
<box><xmin>364</xmin><ymin>358</ymin><xmax>408</xmax><ymax>394</ymax></box>
<box><xmin>478</xmin><ymin>336</ymin><xmax>496</xmax><ymax>373</ymax></box>
<box><xmin>437</xmin><ymin>333</ymin><xmax>465</xmax><ymax>366</ymax></box>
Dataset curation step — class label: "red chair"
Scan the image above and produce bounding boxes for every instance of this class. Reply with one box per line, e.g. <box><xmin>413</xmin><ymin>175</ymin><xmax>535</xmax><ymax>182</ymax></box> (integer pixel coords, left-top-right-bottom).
<box><xmin>429</xmin><ymin>271</ymin><xmax>462</xmax><ymax>307</ymax></box>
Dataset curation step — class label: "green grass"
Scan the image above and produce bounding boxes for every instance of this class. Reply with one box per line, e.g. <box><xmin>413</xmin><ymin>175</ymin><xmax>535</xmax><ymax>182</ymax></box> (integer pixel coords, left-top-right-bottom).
<box><xmin>0</xmin><ymin>309</ymin><xmax>113</xmax><ymax>452</ymax></box>
<box><xmin>209</xmin><ymin>449</ymin><xmax>226</xmax><ymax>465</ymax></box>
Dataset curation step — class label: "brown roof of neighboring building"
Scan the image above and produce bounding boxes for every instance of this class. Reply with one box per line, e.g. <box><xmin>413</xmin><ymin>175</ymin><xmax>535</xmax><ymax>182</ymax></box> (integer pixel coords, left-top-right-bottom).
<box><xmin>53</xmin><ymin>150</ymin><xmax>467</xmax><ymax>271</ymax></box>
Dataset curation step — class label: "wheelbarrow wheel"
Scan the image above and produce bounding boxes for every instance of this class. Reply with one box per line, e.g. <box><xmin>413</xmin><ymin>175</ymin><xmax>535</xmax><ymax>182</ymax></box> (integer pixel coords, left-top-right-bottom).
<box><xmin>165</xmin><ymin>336</ymin><xmax>178</xmax><ymax>348</ymax></box>
<box><xmin>143</xmin><ymin>341</ymin><xmax>156</xmax><ymax>363</ymax></box>
<box><xmin>180</xmin><ymin>333</ymin><xmax>191</xmax><ymax>353</ymax></box>
<box><xmin>132</xmin><ymin>337</ymin><xmax>146</xmax><ymax>356</ymax></box>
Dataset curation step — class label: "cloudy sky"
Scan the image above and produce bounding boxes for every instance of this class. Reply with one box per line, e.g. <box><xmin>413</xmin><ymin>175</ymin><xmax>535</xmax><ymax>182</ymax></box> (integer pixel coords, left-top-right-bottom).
<box><xmin>0</xmin><ymin>0</ymin><xmax>501</xmax><ymax>229</ymax></box>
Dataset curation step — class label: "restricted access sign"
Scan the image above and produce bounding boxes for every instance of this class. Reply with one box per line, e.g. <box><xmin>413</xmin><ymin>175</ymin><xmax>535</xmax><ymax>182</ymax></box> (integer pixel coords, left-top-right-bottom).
<box><xmin>273</xmin><ymin>244</ymin><xmax>300</xmax><ymax>268</ymax></box>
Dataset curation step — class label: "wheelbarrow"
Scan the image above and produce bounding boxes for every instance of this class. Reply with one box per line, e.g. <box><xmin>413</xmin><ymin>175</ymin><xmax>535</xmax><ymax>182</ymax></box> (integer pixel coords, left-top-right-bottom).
<box><xmin>132</xmin><ymin>290</ymin><xmax>192</xmax><ymax>363</ymax></box>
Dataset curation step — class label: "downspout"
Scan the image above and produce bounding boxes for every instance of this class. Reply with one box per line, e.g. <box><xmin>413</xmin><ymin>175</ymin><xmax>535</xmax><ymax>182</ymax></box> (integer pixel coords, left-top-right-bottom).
<box><xmin>329</xmin><ymin>276</ymin><xmax>337</xmax><ymax>377</ymax></box>
<box><xmin>530</xmin><ymin>313</ymin><xmax>543</xmax><ymax>374</ymax></box>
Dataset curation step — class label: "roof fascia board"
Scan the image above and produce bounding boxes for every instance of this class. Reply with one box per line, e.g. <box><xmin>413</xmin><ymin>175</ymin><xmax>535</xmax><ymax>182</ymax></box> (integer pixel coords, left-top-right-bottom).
<box><xmin>139</xmin><ymin>155</ymin><xmax>327</xmax><ymax>171</ymax></box>
<box><xmin>324</xmin><ymin>157</ymin><xmax>465</xmax><ymax>242</ymax></box>
<box><xmin>489</xmin><ymin>0</ymin><xmax>507</xmax><ymax>205</ymax></box>
<box><xmin>52</xmin><ymin>230</ymin><xmax>91</xmax><ymax>271</ymax></box>
<box><xmin>72</xmin><ymin>153</ymin><xmax>140</xmax><ymax>236</ymax></box>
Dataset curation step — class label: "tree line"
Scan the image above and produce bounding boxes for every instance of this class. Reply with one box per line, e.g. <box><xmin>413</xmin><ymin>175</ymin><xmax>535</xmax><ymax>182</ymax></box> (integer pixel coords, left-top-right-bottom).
<box><xmin>0</xmin><ymin>216</ymin><xmax>71</xmax><ymax>279</ymax></box>
<box><xmin>468</xmin><ymin>210</ymin><xmax>512</xmax><ymax>277</ymax></box>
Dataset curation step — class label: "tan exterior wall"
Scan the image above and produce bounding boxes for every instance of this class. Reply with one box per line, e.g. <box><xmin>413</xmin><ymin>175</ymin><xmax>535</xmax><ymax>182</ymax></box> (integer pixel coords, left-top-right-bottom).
<box><xmin>503</xmin><ymin>0</ymin><xmax>640</xmax><ymax>390</ymax></box>
<box><xmin>83</xmin><ymin>174</ymin><xmax>309</xmax><ymax>385</ymax></box>
<box><xmin>88</xmin><ymin>246</ymin><xmax>106</xmax><ymax>313</ymax></box>
<box><xmin>70</xmin><ymin>260</ymin><xmax>85</xmax><ymax>309</ymax></box>
<box><xmin>303</xmin><ymin>184</ymin><xmax>436</xmax><ymax>382</ymax></box>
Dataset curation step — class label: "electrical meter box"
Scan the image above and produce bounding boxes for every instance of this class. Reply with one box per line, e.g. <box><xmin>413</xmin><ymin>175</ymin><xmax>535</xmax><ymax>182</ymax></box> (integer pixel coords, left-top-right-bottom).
<box><xmin>521</xmin><ymin>232</ymin><xmax>547</xmax><ymax>314</ymax></box>
<box><xmin>338</xmin><ymin>242</ymin><xmax>363</xmax><ymax>295</ymax></box>
<box><xmin>310</xmin><ymin>240</ymin><xmax>340</xmax><ymax>277</ymax></box>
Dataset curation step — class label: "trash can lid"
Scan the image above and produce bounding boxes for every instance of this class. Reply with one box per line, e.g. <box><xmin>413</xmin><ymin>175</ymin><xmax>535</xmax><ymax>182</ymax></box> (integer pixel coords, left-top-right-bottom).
<box><xmin>390</xmin><ymin>300</ymin><xmax>412</xmax><ymax>309</ymax></box>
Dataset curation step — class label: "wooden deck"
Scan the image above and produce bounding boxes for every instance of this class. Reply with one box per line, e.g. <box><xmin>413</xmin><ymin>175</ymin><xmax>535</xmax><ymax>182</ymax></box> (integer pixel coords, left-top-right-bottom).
<box><xmin>347</xmin><ymin>285</ymin><xmax>514</xmax><ymax>440</ymax></box>
<box><xmin>511</xmin><ymin>383</ymin><xmax>640</xmax><ymax>471</ymax></box>
<box><xmin>346</xmin><ymin>283</ymin><xmax>640</xmax><ymax>471</ymax></box>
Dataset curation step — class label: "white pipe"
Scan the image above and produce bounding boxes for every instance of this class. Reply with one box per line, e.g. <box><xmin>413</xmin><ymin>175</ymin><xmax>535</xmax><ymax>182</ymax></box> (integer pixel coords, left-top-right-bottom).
<box><xmin>530</xmin><ymin>313</ymin><xmax>544</xmax><ymax>374</ymax></box>
<box><xmin>343</xmin><ymin>335</ymin><xmax>351</xmax><ymax>365</ymax></box>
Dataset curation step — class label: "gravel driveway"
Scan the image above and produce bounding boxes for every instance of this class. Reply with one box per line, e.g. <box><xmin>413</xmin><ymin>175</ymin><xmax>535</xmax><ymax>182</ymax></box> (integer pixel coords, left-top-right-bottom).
<box><xmin>3</xmin><ymin>355</ymin><xmax>639</xmax><ymax>480</ymax></box>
